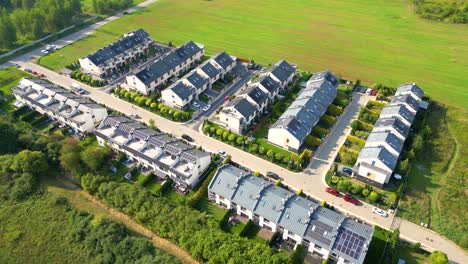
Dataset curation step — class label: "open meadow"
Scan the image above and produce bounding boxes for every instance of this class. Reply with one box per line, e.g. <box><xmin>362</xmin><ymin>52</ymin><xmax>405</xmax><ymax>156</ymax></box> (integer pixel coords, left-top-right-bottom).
<box><xmin>40</xmin><ymin>0</ymin><xmax>468</xmax><ymax>108</ymax></box>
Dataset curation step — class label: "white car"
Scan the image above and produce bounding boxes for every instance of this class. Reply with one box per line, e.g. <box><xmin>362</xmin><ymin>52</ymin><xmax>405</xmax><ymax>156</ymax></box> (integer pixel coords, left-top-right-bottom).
<box><xmin>394</xmin><ymin>174</ymin><xmax>402</xmax><ymax>180</ymax></box>
<box><xmin>218</xmin><ymin>150</ymin><xmax>227</xmax><ymax>157</ymax></box>
<box><xmin>365</xmin><ymin>88</ymin><xmax>372</xmax><ymax>95</ymax></box>
<box><xmin>192</xmin><ymin>102</ymin><xmax>200</xmax><ymax>108</ymax></box>
<box><xmin>372</xmin><ymin>207</ymin><xmax>388</xmax><ymax>217</ymax></box>
<box><xmin>40</xmin><ymin>49</ymin><xmax>48</xmax><ymax>54</ymax></box>
<box><xmin>203</xmin><ymin>104</ymin><xmax>211</xmax><ymax>111</ymax></box>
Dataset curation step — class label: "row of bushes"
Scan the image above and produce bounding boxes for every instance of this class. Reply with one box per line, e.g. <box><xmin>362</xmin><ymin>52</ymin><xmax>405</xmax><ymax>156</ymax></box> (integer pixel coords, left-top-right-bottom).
<box><xmin>202</xmin><ymin>122</ymin><xmax>312</xmax><ymax>171</ymax></box>
<box><xmin>327</xmin><ymin>104</ymin><xmax>343</xmax><ymax>117</ymax></box>
<box><xmin>187</xmin><ymin>163</ymin><xmax>218</xmax><ymax>207</ymax></box>
<box><xmin>113</xmin><ymin>87</ymin><xmax>192</xmax><ymax>122</ymax></box>
<box><xmin>319</xmin><ymin>114</ymin><xmax>337</xmax><ymax>128</ymax></box>
<box><xmin>305</xmin><ymin>135</ymin><xmax>322</xmax><ymax>147</ymax></box>
<box><xmin>71</xmin><ymin>70</ymin><xmax>107</xmax><ymax>87</ymax></box>
<box><xmin>336</xmin><ymin>146</ymin><xmax>359</xmax><ymax>167</ymax></box>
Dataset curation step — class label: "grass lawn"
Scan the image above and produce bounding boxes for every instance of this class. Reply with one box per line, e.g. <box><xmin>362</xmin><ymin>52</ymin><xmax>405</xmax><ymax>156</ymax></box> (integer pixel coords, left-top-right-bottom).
<box><xmin>398</xmin><ymin>103</ymin><xmax>468</xmax><ymax>249</ymax></box>
<box><xmin>364</xmin><ymin>226</ymin><xmax>387</xmax><ymax>264</ymax></box>
<box><xmin>146</xmin><ymin>180</ymin><xmax>162</xmax><ymax>193</ymax></box>
<box><xmin>227</xmin><ymin>221</ymin><xmax>246</xmax><ymax>236</ymax></box>
<box><xmin>397</xmin><ymin>242</ymin><xmax>429</xmax><ymax>264</ymax></box>
<box><xmin>40</xmin><ymin>0</ymin><xmax>468</xmax><ymax>108</ymax></box>
<box><xmin>195</xmin><ymin>197</ymin><xmax>227</xmax><ymax>223</ymax></box>
<box><xmin>0</xmin><ymin>67</ymin><xmax>33</xmax><ymax>112</ymax></box>
<box><xmin>162</xmin><ymin>190</ymin><xmax>187</xmax><ymax>206</ymax></box>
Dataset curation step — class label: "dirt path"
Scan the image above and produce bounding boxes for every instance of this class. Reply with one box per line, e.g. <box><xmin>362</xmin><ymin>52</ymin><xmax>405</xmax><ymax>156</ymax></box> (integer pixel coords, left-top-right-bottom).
<box><xmin>46</xmin><ymin>176</ymin><xmax>198</xmax><ymax>264</ymax></box>
<box><xmin>80</xmin><ymin>191</ymin><xmax>199</xmax><ymax>264</ymax></box>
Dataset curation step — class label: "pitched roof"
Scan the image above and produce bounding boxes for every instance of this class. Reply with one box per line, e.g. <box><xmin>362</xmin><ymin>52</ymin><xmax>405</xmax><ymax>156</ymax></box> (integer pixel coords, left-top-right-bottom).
<box><xmin>272</xmin><ymin>117</ymin><xmax>309</xmax><ymax>144</ymax></box>
<box><xmin>85</xmin><ymin>29</ymin><xmax>151</xmax><ymax>66</ymax></box>
<box><xmin>374</xmin><ymin>117</ymin><xmax>410</xmax><ymax>138</ymax></box>
<box><xmin>396</xmin><ymin>83</ymin><xmax>423</xmax><ymax>100</ymax></box>
<box><xmin>231</xmin><ymin>175</ymin><xmax>268</xmax><ymax>211</ymax></box>
<box><xmin>307</xmin><ymin>70</ymin><xmax>339</xmax><ymax>87</ymax></box>
<box><xmin>254</xmin><ymin>184</ymin><xmax>291</xmax><ymax>223</ymax></box>
<box><xmin>245</xmin><ymin>85</ymin><xmax>268</xmax><ymax>106</ymax></box>
<box><xmin>168</xmin><ymin>82</ymin><xmax>194</xmax><ymax>100</ymax></box>
<box><xmin>200</xmin><ymin>61</ymin><xmax>221</xmax><ymax>79</ymax></box>
<box><xmin>270</xmin><ymin>60</ymin><xmax>296</xmax><ymax>83</ymax></box>
<box><xmin>278</xmin><ymin>196</ymin><xmax>318</xmax><ymax>237</ymax></box>
<box><xmin>257</xmin><ymin>75</ymin><xmax>281</xmax><ymax>94</ymax></box>
<box><xmin>185</xmin><ymin>71</ymin><xmax>208</xmax><ymax>90</ymax></box>
<box><xmin>358</xmin><ymin>146</ymin><xmax>398</xmax><ymax>171</ymax></box>
<box><xmin>331</xmin><ymin>219</ymin><xmax>373</xmax><ymax>264</ymax></box>
<box><xmin>281</xmin><ymin>106</ymin><xmax>320</xmax><ymax>129</ymax></box>
<box><xmin>390</xmin><ymin>94</ymin><xmax>419</xmax><ymax>112</ymax></box>
<box><xmin>228</xmin><ymin>98</ymin><xmax>257</xmax><ymax>120</ymax></box>
<box><xmin>212</xmin><ymin>51</ymin><xmax>235</xmax><ymax>70</ymax></box>
<box><xmin>380</xmin><ymin>105</ymin><xmax>415</xmax><ymax>124</ymax></box>
<box><xmin>304</xmin><ymin>206</ymin><xmax>344</xmax><ymax>248</ymax></box>
<box><xmin>366</xmin><ymin>131</ymin><xmax>404</xmax><ymax>154</ymax></box>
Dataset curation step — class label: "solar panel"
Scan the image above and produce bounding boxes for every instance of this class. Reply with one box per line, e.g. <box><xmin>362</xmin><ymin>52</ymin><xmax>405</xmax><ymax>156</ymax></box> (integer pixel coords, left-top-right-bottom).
<box><xmin>332</xmin><ymin>228</ymin><xmax>367</xmax><ymax>260</ymax></box>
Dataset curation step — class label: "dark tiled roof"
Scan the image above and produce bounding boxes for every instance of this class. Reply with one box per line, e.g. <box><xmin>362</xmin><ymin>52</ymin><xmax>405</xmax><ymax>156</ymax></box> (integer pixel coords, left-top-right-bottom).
<box><xmin>86</xmin><ymin>29</ymin><xmax>151</xmax><ymax>66</ymax></box>
<box><xmin>169</xmin><ymin>82</ymin><xmax>194</xmax><ymax>100</ymax></box>
<box><xmin>272</xmin><ymin>117</ymin><xmax>309</xmax><ymax>144</ymax></box>
<box><xmin>258</xmin><ymin>75</ymin><xmax>281</xmax><ymax>94</ymax></box>
<box><xmin>245</xmin><ymin>86</ymin><xmax>268</xmax><ymax>106</ymax></box>
<box><xmin>396</xmin><ymin>83</ymin><xmax>424</xmax><ymax>100</ymax></box>
<box><xmin>391</xmin><ymin>94</ymin><xmax>419</xmax><ymax>111</ymax></box>
<box><xmin>185</xmin><ymin>71</ymin><xmax>208</xmax><ymax>89</ymax></box>
<box><xmin>270</xmin><ymin>60</ymin><xmax>295</xmax><ymax>83</ymax></box>
<box><xmin>374</xmin><ymin>117</ymin><xmax>410</xmax><ymax>138</ymax></box>
<box><xmin>212</xmin><ymin>51</ymin><xmax>235</xmax><ymax>70</ymax></box>
<box><xmin>200</xmin><ymin>62</ymin><xmax>221</xmax><ymax>79</ymax></box>
<box><xmin>230</xmin><ymin>98</ymin><xmax>257</xmax><ymax>120</ymax></box>
<box><xmin>308</xmin><ymin>70</ymin><xmax>339</xmax><ymax>87</ymax></box>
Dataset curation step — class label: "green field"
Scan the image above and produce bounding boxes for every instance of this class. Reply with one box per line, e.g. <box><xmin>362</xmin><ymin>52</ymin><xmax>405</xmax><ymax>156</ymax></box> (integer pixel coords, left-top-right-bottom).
<box><xmin>398</xmin><ymin>103</ymin><xmax>468</xmax><ymax>249</ymax></box>
<box><xmin>0</xmin><ymin>67</ymin><xmax>33</xmax><ymax>112</ymax></box>
<box><xmin>40</xmin><ymin>0</ymin><xmax>468</xmax><ymax>108</ymax></box>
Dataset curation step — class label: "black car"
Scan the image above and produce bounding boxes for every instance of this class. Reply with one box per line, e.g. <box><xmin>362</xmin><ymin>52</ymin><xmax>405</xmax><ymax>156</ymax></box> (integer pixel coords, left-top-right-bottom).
<box><xmin>266</xmin><ymin>171</ymin><xmax>280</xmax><ymax>180</ymax></box>
<box><xmin>181</xmin><ymin>134</ymin><xmax>194</xmax><ymax>142</ymax></box>
<box><xmin>341</xmin><ymin>167</ymin><xmax>353</xmax><ymax>175</ymax></box>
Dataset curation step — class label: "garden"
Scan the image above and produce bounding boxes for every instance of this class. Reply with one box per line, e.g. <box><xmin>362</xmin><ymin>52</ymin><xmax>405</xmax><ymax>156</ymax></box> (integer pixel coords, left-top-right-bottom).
<box><xmin>113</xmin><ymin>87</ymin><xmax>192</xmax><ymax>122</ymax></box>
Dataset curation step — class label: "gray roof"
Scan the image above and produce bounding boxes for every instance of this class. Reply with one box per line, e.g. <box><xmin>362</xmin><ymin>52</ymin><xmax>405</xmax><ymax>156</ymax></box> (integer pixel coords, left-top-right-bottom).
<box><xmin>245</xmin><ymin>85</ymin><xmax>268</xmax><ymax>106</ymax></box>
<box><xmin>305</xmin><ymin>79</ymin><xmax>337</xmax><ymax>100</ymax></box>
<box><xmin>231</xmin><ymin>175</ymin><xmax>269</xmax><ymax>211</ymax></box>
<box><xmin>270</xmin><ymin>60</ymin><xmax>296</xmax><ymax>83</ymax></box>
<box><xmin>169</xmin><ymin>82</ymin><xmax>194</xmax><ymax>100</ymax></box>
<box><xmin>396</xmin><ymin>83</ymin><xmax>423</xmax><ymax>100</ymax></box>
<box><xmin>278</xmin><ymin>196</ymin><xmax>318</xmax><ymax>237</ymax></box>
<box><xmin>257</xmin><ymin>75</ymin><xmax>281</xmax><ymax>94</ymax></box>
<box><xmin>390</xmin><ymin>94</ymin><xmax>419</xmax><ymax>111</ymax></box>
<box><xmin>185</xmin><ymin>71</ymin><xmax>208</xmax><ymax>89</ymax></box>
<box><xmin>358</xmin><ymin>146</ymin><xmax>398</xmax><ymax>171</ymax></box>
<box><xmin>86</xmin><ymin>29</ymin><xmax>151</xmax><ymax>67</ymax></box>
<box><xmin>281</xmin><ymin>106</ymin><xmax>320</xmax><ymax>129</ymax></box>
<box><xmin>200</xmin><ymin>61</ymin><xmax>221</xmax><ymax>79</ymax></box>
<box><xmin>272</xmin><ymin>117</ymin><xmax>309</xmax><ymax>144</ymax></box>
<box><xmin>307</xmin><ymin>70</ymin><xmax>339</xmax><ymax>87</ymax></box>
<box><xmin>380</xmin><ymin>105</ymin><xmax>415</xmax><ymax>124</ymax></box>
<box><xmin>331</xmin><ymin>219</ymin><xmax>373</xmax><ymax>264</ymax></box>
<box><xmin>374</xmin><ymin>117</ymin><xmax>410</xmax><ymax>138</ymax></box>
<box><xmin>366</xmin><ymin>131</ymin><xmax>404</xmax><ymax>154</ymax></box>
<box><xmin>229</xmin><ymin>98</ymin><xmax>257</xmax><ymax>120</ymax></box>
<box><xmin>212</xmin><ymin>51</ymin><xmax>235</xmax><ymax>70</ymax></box>
<box><xmin>136</xmin><ymin>41</ymin><xmax>201</xmax><ymax>85</ymax></box>
<box><xmin>208</xmin><ymin>165</ymin><xmax>373</xmax><ymax>264</ymax></box>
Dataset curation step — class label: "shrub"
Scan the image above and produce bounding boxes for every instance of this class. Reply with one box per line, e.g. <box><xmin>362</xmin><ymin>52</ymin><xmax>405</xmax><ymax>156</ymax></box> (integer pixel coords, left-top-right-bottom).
<box><xmin>203</xmin><ymin>124</ymin><xmax>211</xmax><ymax>134</ymax></box>
<box><xmin>350</xmin><ymin>183</ymin><xmax>363</xmax><ymax>195</ymax></box>
<box><xmin>236</xmin><ymin>136</ymin><xmax>244</xmax><ymax>145</ymax></box>
<box><xmin>266</xmin><ymin>149</ymin><xmax>274</xmax><ymax>159</ymax></box>
<box><xmin>228</xmin><ymin>133</ymin><xmax>236</xmax><ymax>142</ymax></box>
<box><xmin>274</xmin><ymin>180</ymin><xmax>282</xmax><ymax>186</ymax></box>
<box><xmin>296</xmin><ymin>189</ymin><xmax>303</xmax><ymax>196</ymax></box>
<box><xmin>313</xmin><ymin>126</ymin><xmax>329</xmax><ymax>137</ymax></box>
<box><xmin>249</xmin><ymin>144</ymin><xmax>258</xmax><ymax>153</ymax></box>
<box><xmin>305</xmin><ymin>135</ymin><xmax>322</xmax><ymax>147</ymax></box>
<box><xmin>259</xmin><ymin>147</ymin><xmax>266</xmax><ymax>155</ymax></box>
<box><xmin>209</xmin><ymin>127</ymin><xmax>216</xmax><ymax>134</ymax></box>
<box><xmin>114</xmin><ymin>87</ymin><xmax>121</xmax><ymax>94</ymax></box>
<box><xmin>320</xmin><ymin>115</ymin><xmax>336</xmax><ymax>127</ymax></box>
<box><xmin>331</xmin><ymin>176</ymin><xmax>340</xmax><ymax>184</ymax></box>
<box><xmin>222</xmin><ymin>130</ymin><xmax>230</xmax><ymax>141</ymax></box>
<box><xmin>429</xmin><ymin>251</ymin><xmax>448</xmax><ymax>264</ymax></box>
<box><xmin>337</xmin><ymin>179</ymin><xmax>351</xmax><ymax>193</ymax></box>
<box><xmin>216</xmin><ymin>128</ymin><xmax>224</xmax><ymax>137</ymax></box>
<box><xmin>362</xmin><ymin>189</ymin><xmax>370</xmax><ymax>197</ymax></box>
<box><xmin>150</xmin><ymin>102</ymin><xmax>157</xmax><ymax>109</ymax></box>
<box><xmin>327</xmin><ymin>104</ymin><xmax>343</xmax><ymax>116</ymax></box>
<box><xmin>320</xmin><ymin>200</ymin><xmax>327</xmax><ymax>207</ymax></box>
<box><xmin>275</xmin><ymin>153</ymin><xmax>282</xmax><ymax>161</ymax></box>
<box><xmin>368</xmin><ymin>191</ymin><xmax>380</xmax><ymax>202</ymax></box>
<box><xmin>254</xmin><ymin>171</ymin><xmax>260</xmax><ymax>176</ymax></box>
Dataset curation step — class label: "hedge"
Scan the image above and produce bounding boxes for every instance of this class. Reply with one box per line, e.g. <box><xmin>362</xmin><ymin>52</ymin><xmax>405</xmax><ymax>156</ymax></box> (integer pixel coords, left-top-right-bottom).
<box><xmin>20</xmin><ymin>111</ymin><xmax>38</xmax><ymax>122</ymax></box>
<box><xmin>239</xmin><ymin>219</ymin><xmax>255</xmax><ymax>237</ymax></box>
<box><xmin>313</xmin><ymin>126</ymin><xmax>329</xmax><ymax>138</ymax></box>
<box><xmin>346</xmin><ymin>135</ymin><xmax>366</xmax><ymax>148</ymax></box>
<box><xmin>187</xmin><ymin>164</ymin><xmax>218</xmax><ymax>207</ymax></box>
<box><xmin>138</xmin><ymin>173</ymin><xmax>154</xmax><ymax>187</ymax></box>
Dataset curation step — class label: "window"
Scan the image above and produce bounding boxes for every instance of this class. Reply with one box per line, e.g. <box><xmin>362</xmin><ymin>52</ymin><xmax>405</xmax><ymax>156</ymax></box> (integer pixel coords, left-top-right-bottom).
<box><xmin>371</xmin><ymin>160</ymin><xmax>376</xmax><ymax>166</ymax></box>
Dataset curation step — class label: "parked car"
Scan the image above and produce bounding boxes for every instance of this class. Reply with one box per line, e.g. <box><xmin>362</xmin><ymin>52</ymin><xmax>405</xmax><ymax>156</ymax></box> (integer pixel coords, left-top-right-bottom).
<box><xmin>372</xmin><ymin>207</ymin><xmax>388</xmax><ymax>217</ymax></box>
<box><xmin>24</xmin><ymin>68</ymin><xmax>32</xmax><ymax>73</ymax></box>
<box><xmin>218</xmin><ymin>149</ymin><xmax>227</xmax><ymax>157</ymax></box>
<box><xmin>344</xmin><ymin>194</ymin><xmax>359</xmax><ymax>205</ymax></box>
<box><xmin>203</xmin><ymin>104</ymin><xmax>211</xmax><ymax>111</ymax></box>
<box><xmin>394</xmin><ymin>174</ymin><xmax>402</xmax><ymax>180</ymax></box>
<box><xmin>39</xmin><ymin>73</ymin><xmax>46</xmax><ymax>78</ymax></box>
<box><xmin>129</xmin><ymin>114</ymin><xmax>141</xmax><ymax>119</ymax></box>
<box><xmin>40</xmin><ymin>49</ymin><xmax>48</xmax><ymax>54</ymax></box>
<box><xmin>266</xmin><ymin>171</ymin><xmax>280</xmax><ymax>180</ymax></box>
<box><xmin>365</xmin><ymin>88</ymin><xmax>372</xmax><ymax>95</ymax></box>
<box><xmin>192</xmin><ymin>101</ymin><xmax>200</xmax><ymax>108</ymax></box>
<box><xmin>181</xmin><ymin>134</ymin><xmax>194</xmax><ymax>142</ymax></box>
<box><xmin>341</xmin><ymin>167</ymin><xmax>353</xmax><ymax>175</ymax></box>
<box><xmin>224</xmin><ymin>96</ymin><xmax>230</xmax><ymax>101</ymax></box>
<box><xmin>326</xmin><ymin>187</ymin><xmax>340</xmax><ymax>197</ymax></box>
<box><xmin>371</xmin><ymin>89</ymin><xmax>377</xmax><ymax>96</ymax></box>
<box><xmin>32</xmin><ymin>71</ymin><xmax>38</xmax><ymax>75</ymax></box>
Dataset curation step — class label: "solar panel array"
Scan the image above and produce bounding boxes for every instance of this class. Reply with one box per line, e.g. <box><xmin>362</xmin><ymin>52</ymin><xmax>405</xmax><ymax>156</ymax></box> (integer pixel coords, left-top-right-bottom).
<box><xmin>333</xmin><ymin>228</ymin><xmax>366</xmax><ymax>260</ymax></box>
<box><xmin>180</xmin><ymin>151</ymin><xmax>197</xmax><ymax>163</ymax></box>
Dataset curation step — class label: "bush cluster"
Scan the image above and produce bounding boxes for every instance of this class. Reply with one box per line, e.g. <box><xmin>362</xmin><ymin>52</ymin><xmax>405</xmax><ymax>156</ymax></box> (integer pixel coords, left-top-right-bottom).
<box><xmin>71</xmin><ymin>70</ymin><xmax>107</xmax><ymax>87</ymax></box>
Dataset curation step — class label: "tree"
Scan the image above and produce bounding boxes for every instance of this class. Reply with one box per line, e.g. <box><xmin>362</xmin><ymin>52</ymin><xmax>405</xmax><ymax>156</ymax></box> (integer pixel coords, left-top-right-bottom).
<box><xmin>228</xmin><ymin>133</ymin><xmax>236</xmax><ymax>142</ymax></box>
<box><xmin>173</xmin><ymin>111</ymin><xmax>181</xmax><ymax>121</ymax></box>
<box><xmin>259</xmin><ymin>146</ymin><xmax>266</xmax><ymax>154</ymax></box>
<box><xmin>362</xmin><ymin>188</ymin><xmax>370</xmax><ymax>197</ymax></box>
<box><xmin>145</xmin><ymin>98</ymin><xmax>152</xmax><ymax>106</ymax></box>
<box><xmin>81</xmin><ymin>146</ymin><xmax>111</xmax><ymax>172</ymax></box>
<box><xmin>320</xmin><ymin>200</ymin><xmax>327</xmax><ymax>207</ymax></box>
<box><xmin>202</xmin><ymin>124</ymin><xmax>211</xmax><ymax>134</ymax></box>
<box><xmin>275</xmin><ymin>153</ymin><xmax>282</xmax><ymax>161</ymax></box>
<box><xmin>398</xmin><ymin>158</ymin><xmax>409</xmax><ymax>172</ymax></box>
<box><xmin>216</xmin><ymin>128</ymin><xmax>224</xmax><ymax>137</ymax></box>
<box><xmin>137</xmin><ymin>97</ymin><xmax>146</xmax><ymax>106</ymax></box>
<box><xmin>148</xmin><ymin>119</ymin><xmax>156</xmax><ymax>130</ymax></box>
<box><xmin>236</xmin><ymin>136</ymin><xmax>244</xmax><ymax>145</ymax></box>
<box><xmin>305</xmin><ymin>135</ymin><xmax>321</xmax><ymax>147</ymax></box>
<box><xmin>0</xmin><ymin>15</ymin><xmax>17</xmax><ymax>49</ymax></box>
<box><xmin>150</xmin><ymin>102</ymin><xmax>157</xmax><ymax>109</ymax></box>
<box><xmin>222</xmin><ymin>130</ymin><xmax>230</xmax><ymax>141</ymax></box>
<box><xmin>114</xmin><ymin>87</ymin><xmax>121</xmax><ymax>94</ymax></box>
<box><xmin>266</xmin><ymin>149</ymin><xmax>274</xmax><ymax>160</ymax></box>
<box><xmin>368</xmin><ymin>191</ymin><xmax>380</xmax><ymax>202</ymax></box>
<box><xmin>11</xmin><ymin>150</ymin><xmax>48</xmax><ymax>175</ymax></box>
<box><xmin>60</xmin><ymin>138</ymin><xmax>83</xmax><ymax>174</ymax></box>
<box><xmin>350</xmin><ymin>183</ymin><xmax>363</xmax><ymax>195</ymax></box>
<box><xmin>429</xmin><ymin>251</ymin><xmax>448</xmax><ymax>264</ymax></box>
<box><xmin>253</xmin><ymin>171</ymin><xmax>260</xmax><ymax>176</ymax></box>
<box><xmin>337</xmin><ymin>179</ymin><xmax>351</xmax><ymax>192</ymax></box>
<box><xmin>0</xmin><ymin>119</ymin><xmax>19</xmax><ymax>154</ymax></box>
<box><xmin>81</xmin><ymin>173</ymin><xmax>108</xmax><ymax>194</ymax></box>
<box><xmin>249</xmin><ymin>144</ymin><xmax>258</xmax><ymax>153</ymax></box>
<box><xmin>412</xmin><ymin>134</ymin><xmax>424</xmax><ymax>152</ymax></box>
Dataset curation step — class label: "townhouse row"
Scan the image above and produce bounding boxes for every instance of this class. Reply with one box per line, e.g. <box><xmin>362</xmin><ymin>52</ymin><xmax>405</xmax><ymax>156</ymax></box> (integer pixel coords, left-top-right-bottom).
<box><xmin>209</xmin><ymin>165</ymin><xmax>374</xmax><ymax>264</ymax></box>
<box><xmin>161</xmin><ymin>51</ymin><xmax>237</xmax><ymax>110</ymax></box>
<box><xmin>13</xmin><ymin>78</ymin><xmax>108</xmax><ymax>133</ymax></box>
<box><xmin>95</xmin><ymin>116</ymin><xmax>211</xmax><ymax>188</ymax></box>
<box><xmin>218</xmin><ymin>60</ymin><xmax>297</xmax><ymax>134</ymax></box>
<box><xmin>267</xmin><ymin>70</ymin><xmax>339</xmax><ymax>152</ymax></box>
<box><xmin>355</xmin><ymin>83</ymin><xmax>425</xmax><ymax>187</ymax></box>
<box><xmin>125</xmin><ymin>41</ymin><xmax>205</xmax><ymax>95</ymax></box>
<box><xmin>79</xmin><ymin>29</ymin><xmax>154</xmax><ymax>78</ymax></box>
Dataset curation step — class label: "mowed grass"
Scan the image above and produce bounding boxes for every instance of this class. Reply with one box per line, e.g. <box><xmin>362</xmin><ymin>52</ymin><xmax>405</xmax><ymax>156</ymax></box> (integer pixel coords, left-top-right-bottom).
<box><xmin>40</xmin><ymin>0</ymin><xmax>468</xmax><ymax>108</ymax></box>
<box><xmin>0</xmin><ymin>67</ymin><xmax>33</xmax><ymax>112</ymax></box>
<box><xmin>398</xmin><ymin>103</ymin><xmax>468</xmax><ymax>249</ymax></box>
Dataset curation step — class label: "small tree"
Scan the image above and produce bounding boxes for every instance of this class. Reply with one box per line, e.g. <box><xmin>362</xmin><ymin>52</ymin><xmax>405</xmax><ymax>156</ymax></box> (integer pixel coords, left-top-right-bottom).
<box><xmin>296</xmin><ymin>189</ymin><xmax>303</xmax><ymax>196</ymax></box>
<box><xmin>259</xmin><ymin>146</ymin><xmax>266</xmax><ymax>155</ymax></box>
<box><xmin>368</xmin><ymin>191</ymin><xmax>380</xmax><ymax>202</ymax></box>
<box><xmin>320</xmin><ymin>200</ymin><xmax>327</xmax><ymax>207</ymax></box>
<box><xmin>113</xmin><ymin>87</ymin><xmax>121</xmax><ymax>94</ymax></box>
<box><xmin>203</xmin><ymin>124</ymin><xmax>211</xmax><ymax>134</ymax></box>
<box><xmin>149</xmin><ymin>119</ymin><xmax>156</xmax><ymax>130</ymax></box>
<box><xmin>362</xmin><ymin>188</ymin><xmax>370</xmax><ymax>197</ymax></box>
<box><xmin>254</xmin><ymin>171</ymin><xmax>260</xmax><ymax>176</ymax></box>
<box><xmin>173</xmin><ymin>111</ymin><xmax>182</xmax><ymax>121</ymax></box>
<box><xmin>216</xmin><ymin>128</ymin><xmax>224</xmax><ymax>137</ymax></box>
<box><xmin>236</xmin><ymin>136</ymin><xmax>244</xmax><ymax>145</ymax></box>
<box><xmin>145</xmin><ymin>98</ymin><xmax>152</xmax><ymax>106</ymax></box>
<box><xmin>429</xmin><ymin>251</ymin><xmax>448</xmax><ymax>264</ymax></box>
<box><xmin>275</xmin><ymin>152</ymin><xmax>282</xmax><ymax>161</ymax></box>
<box><xmin>266</xmin><ymin>149</ymin><xmax>274</xmax><ymax>160</ymax></box>
<box><xmin>209</xmin><ymin>127</ymin><xmax>216</xmax><ymax>134</ymax></box>
<box><xmin>350</xmin><ymin>183</ymin><xmax>363</xmax><ymax>195</ymax></box>
<box><xmin>228</xmin><ymin>133</ymin><xmax>236</xmax><ymax>142</ymax></box>
<box><xmin>222</xmin><ymin>130</ymin><xmax>230</xmax><ymax>141</ymax></box>
<box><xmin>250</xmin><ymin>144</ymin><xmax>258</xmax><ymax>153</ymax></box>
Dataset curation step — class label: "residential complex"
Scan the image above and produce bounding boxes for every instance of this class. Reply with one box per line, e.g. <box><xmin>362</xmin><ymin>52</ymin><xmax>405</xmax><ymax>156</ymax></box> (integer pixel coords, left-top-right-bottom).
<box><xmin>355</xmin><ymin>83</ymin><xmax>424</xmax><ymax>187</ymax></box>
<box><xmin>218</xmin><ymin>60</ymin><xmax>295</xmax><ymax>134</ymax></box>
<box><xmin>268</xmin><ymin>70</ymin><xmax>338</xmax><ymax>152</ymax></box>
<box><xmin>161</xmin><ymin>51</ymin><xmax>236</xmax><ymax>109</ymax></box>
<box><xmin>209</xmin><ymin>165</ymin><xmax>374</xmax><ymax>264</ymax></box>
<box><xmin>13</xmin><ymin>78</ymin><xmax>108</xmax><ymax>133</ymax></box>
<box><xmin>79</xmin><ymin>29</ymin><xmax>153</xmax><ymax>78</ymax></box>
<box><xmin>95</xmin><ymin>116</ymin><xmax>211</xmax><ymax>188</ymax></box>
<box><xmin>125</xmin><ymin>41</ymin><xmax>205</xmax><ymax>95</ymax></box>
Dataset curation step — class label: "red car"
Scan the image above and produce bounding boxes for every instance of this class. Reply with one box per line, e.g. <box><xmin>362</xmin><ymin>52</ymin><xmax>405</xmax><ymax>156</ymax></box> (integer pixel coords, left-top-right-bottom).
<box><xmin>326</xmin><ymin>187</ymin><xmax>340</xmax><ymax>197</ymax></box>
<box><xmin>344</xmin><ymin>194</ymin><xmax>359</xmax><ymax>205</ymax></box>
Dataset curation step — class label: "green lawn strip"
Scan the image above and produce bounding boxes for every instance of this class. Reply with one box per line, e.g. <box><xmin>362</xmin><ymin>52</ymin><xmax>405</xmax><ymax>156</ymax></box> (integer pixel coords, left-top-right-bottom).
<box><xmin>364</xmin><ymin>226</ymin><xmax>387</xmax><ymax>264</ymax></box>
<box><xmin>396</xmin><ymin>241</ymin><xmax>429</xmax><ymax>264</ymax></box>
<box><xmin>39</xmin><ymin>0</ymin><xmax>468</xmax><ymax>108</ymax></box>
<box><xmin>195</xmin><ymin>197</ymin><xmax>226</xmax><ymax>223</ymax></box>
<box><xmin>146</xmin><ymin>181</ymin><xmax>162</xmax><ymax>193</ymax></box>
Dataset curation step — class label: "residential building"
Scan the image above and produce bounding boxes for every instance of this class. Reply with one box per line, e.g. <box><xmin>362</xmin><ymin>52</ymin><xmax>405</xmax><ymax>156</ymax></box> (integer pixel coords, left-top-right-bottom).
<box><xmin>219</xmin><ymin>98</ymin><xmax>257</xmax><ymax>134</ymax></box>
<box><xmin>160</xmin><ymin>81</ymin><xmax>195</xmax><ymax>110</ymax></box>
<box><xmin>126</xmin><ymin>41</ymin><xmax>205</xmax><ymax>95</ymax></box>
<box><xmin>241</xmin><ymin>85</ymin><xmax>269</xmax><ymax>113</ymax></box>
<box><xmin>256</xmin><ymin>75</ymin><xmax>281</xmax><ymax>102</ymax></box>
<box><xmin>79</xmin><ymin>29</ymin><xmax>153</xmax><ymax>77</ymax></box>
<box><xmin>208</xmin><ymin>165</ymin><xmax>374</xmax><ymax>264</ymax></box>
<box><xmin>268</xmin><ymin>70</ymin><xmax>338</xmax><ymax>152</ymax></box>
<box><xmin>268</xmin><ymin>60</ymin><xmax>297</xmax><ymax>89</ymax></box>
<box><xmin>395</xmin><ymin>83</ymin><xmax>424</xmax><ymax>102</ymax></box>
<box><xmin>210</xmin><ymin>51</ymin><xmax>237</xmax><ymax>78</ymax></box>
<box><xmin>95</xmin><ymin>116</ymin><xmax>210</xmax><ymax>188</ymax></box>
<box><xmin>13</xmin><ymin>78</ymin><xmax>107</xmax><ymax>133</ymax></box>
<box><xmin>355</xmin><ymin>85</ymin><xmax>424</xmax><ymax>187</ymax></box>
